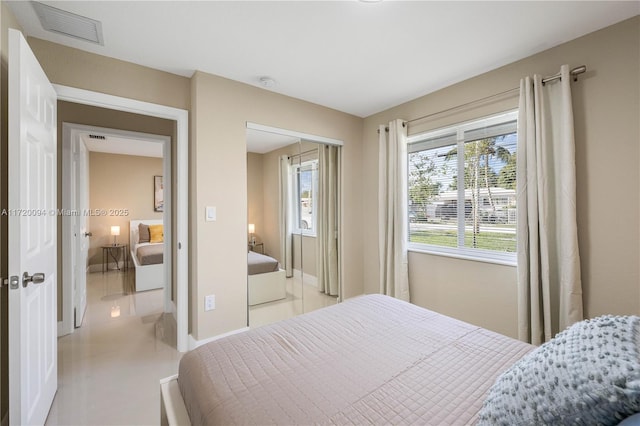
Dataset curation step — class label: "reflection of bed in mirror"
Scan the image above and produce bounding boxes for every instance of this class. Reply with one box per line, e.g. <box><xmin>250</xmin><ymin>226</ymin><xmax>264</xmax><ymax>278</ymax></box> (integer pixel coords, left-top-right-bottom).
<box><xmin>130</xmin><ymin>219</ymin><xmax>165</xmax><ymax>292</ymax></box>
<box><xmin>247</xmin><ymin>251</ymin><xmax>286</xmax><ymax>305</ymax></box>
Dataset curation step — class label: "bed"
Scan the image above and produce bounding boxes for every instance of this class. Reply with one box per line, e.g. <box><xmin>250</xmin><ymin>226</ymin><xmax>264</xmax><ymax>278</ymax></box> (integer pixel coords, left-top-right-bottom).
<box><xmin>129</xmin><ymin>219</ymin><xmax>165</xmax><ymax>292</ymax></box>
<box><xmin>161</xmin><ymin>294</ymin><xmax>640</xmax><ymax>425</ymax></box>
<box><xmin>247</xmin><ymin>250</ymin><xmax>286</xmax><ymax>306</ymax></box>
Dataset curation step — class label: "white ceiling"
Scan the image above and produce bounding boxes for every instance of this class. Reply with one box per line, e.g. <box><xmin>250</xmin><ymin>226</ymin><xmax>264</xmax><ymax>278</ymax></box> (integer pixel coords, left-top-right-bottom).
<box><xmin>81</xmin><ymin>133</ymin><xmax>163</xmax><ymax>158</ymax></box>
<box><xmin>8</xmin><ymin>1</ymin><xmax>639</xmax><ymax>118</ymax></box>
<box><xmin>246</xmin><ymin>129</ymin><xmax>299</xmax><ymax>154</ymax></box>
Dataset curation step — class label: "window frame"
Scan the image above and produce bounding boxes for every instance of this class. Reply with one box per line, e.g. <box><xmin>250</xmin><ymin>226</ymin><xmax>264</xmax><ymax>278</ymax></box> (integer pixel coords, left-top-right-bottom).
<box><xmin>406</xmin><ymin>110</ymin><xmax>518</xmax><ymax>266</ymax></box>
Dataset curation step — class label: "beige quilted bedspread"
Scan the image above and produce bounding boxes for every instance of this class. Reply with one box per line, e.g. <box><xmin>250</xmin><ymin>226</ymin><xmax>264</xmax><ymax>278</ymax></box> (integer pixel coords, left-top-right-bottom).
<box><xmin>178</xmin><ymin>294</ymin><xmax>533</xmax><ymax>425</ymax></box>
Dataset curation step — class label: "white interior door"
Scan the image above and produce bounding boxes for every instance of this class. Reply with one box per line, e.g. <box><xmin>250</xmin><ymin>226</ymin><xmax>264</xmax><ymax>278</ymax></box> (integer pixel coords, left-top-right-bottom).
<box><xmin>8</xmin><ymin>29</ymin><xmax>58</xmax><ymax>425</ymax></box>
<box><xmin>74</xmin><ymin>138</ymin><xmax>89</xmax><ymax>327</ymax></box>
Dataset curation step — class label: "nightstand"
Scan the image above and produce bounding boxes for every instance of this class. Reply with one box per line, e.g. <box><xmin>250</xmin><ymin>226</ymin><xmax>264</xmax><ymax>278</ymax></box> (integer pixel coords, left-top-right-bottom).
<box><xmin>102</xmin><ymin>244</ymin><xmax>128</xmax><ymax>273</ymax></box>
<box><xmin>249</xmin><ymin>243</ymin><xmax>264</xmax><ymax>254</ymax></box>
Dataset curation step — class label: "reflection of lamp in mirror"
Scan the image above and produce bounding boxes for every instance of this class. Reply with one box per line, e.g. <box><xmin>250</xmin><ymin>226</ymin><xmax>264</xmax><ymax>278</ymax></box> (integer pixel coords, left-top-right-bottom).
<box><xmin>248</xmin><ymin>223</ymin><xmax>256</xmax><ymax>247</ymax></box>
<box><xmin>111</xmin><ymin>225</ymin><xmax>120</xmax><ymax>246</ymax></box>
<box><xmin>111</xmin><ymin>304</ymin><xmax>120</xmax><ymax>318</ymax></box>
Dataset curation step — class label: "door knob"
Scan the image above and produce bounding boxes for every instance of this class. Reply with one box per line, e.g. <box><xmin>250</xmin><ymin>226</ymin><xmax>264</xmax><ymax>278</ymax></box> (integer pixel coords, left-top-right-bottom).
<box><xmin>22</xmin><ymin>272</ymin><xmax>45</xmax><ymax>288</ymax></box>
<box><xmin>84</xmin><ymin>232</ymin><xmax>92</xmax><ymax>237</ymax></box>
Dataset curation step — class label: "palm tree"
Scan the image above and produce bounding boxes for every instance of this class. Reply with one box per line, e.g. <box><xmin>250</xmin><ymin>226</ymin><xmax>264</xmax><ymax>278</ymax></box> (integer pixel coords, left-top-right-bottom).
<box><xmin>445</xmin><ymin>137</ymin><xmax>513</xmax><ymax>247</ymax></box>
<box><xmin>476</xmin><ymin>137</ymin><xmax>512</xmax><ymax>211</ymax></box>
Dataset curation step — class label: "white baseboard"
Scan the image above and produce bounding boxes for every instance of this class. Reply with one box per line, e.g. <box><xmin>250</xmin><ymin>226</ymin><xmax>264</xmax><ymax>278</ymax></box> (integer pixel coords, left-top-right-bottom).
<box><xmin>188</xmin><ymin>327</ymin><xmax>250</xmax><ymax>351</ymax></box>
<box><xmin>58</xmin><ymin>320</ymin><xmax>72</xmax><ymax>337</ymax></box>
<box><xmin>167</xmin><ymin>301</ymin><xmax>176</xmax><ymax>315</ymax></box>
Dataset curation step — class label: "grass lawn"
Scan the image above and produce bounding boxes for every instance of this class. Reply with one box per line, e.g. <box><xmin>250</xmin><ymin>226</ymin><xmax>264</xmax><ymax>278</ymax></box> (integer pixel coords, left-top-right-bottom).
<box><xmin>409</xmin><ymin>229</ymin><xmax>516</xmax><ymax>252</ymax></box>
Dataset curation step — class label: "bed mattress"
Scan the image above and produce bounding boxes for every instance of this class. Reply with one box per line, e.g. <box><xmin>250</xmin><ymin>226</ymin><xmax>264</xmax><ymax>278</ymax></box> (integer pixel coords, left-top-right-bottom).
<box><xmin>178</xmin><ymin>294</ymin><xmax>533</xmax><ymax>425</ymax></box>
<box><xmin>136</xmin><ymin>243</ymin><xmax>163</xmax><ymax>266</ymax></box>
<box><xmin>247</xmin><ymin>251</ymin><xmax>279</xmax><ymax>275</ymax></box>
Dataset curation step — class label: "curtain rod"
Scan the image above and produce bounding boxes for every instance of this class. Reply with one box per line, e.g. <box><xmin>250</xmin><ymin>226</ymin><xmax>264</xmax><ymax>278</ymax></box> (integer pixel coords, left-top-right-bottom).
<box><xmin>378</xmin><ymin>65</ymin><xmax>587</xmax><ymax>133</ymax></box>
<box><xmin>541</xmin><ymin>65</ymin><xmax>586</xmax><ymax>85</ymax></box>
<box><xmin>288</xmin><ymin>148</ymin><xmax>318</xmax><ymax>159</ymax></box>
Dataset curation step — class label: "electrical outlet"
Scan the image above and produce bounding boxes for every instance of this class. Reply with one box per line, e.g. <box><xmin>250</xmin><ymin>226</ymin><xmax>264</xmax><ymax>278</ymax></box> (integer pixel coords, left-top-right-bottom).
<box><xmin>205</xmin><ymin>294</ymin><xmax>215</xmax><ymax>311</ymax></box>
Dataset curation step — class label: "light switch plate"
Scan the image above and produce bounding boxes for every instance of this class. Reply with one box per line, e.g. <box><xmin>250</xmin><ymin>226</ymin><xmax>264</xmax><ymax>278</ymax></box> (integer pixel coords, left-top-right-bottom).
<box><xmin>205</xmin><ymin>206</ymin><xmax>216</xmax><ymax>222</ymax></box>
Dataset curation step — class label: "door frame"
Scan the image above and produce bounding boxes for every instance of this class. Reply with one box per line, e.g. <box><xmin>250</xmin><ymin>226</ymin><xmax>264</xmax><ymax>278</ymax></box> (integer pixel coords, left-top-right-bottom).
<box><xmin>61</xmin><ymin>123</ymin><xmax>172</xmax><ymax>334</ymax></box>
<box><xmin>55</xmin><ymin>85</ymin><xmax>189</xmax><ymax>352</ymax></box>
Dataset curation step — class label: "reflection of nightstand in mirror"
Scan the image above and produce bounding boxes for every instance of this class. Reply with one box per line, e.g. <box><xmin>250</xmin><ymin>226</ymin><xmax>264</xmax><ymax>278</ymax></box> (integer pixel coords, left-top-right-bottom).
<box><xmin>249</xmin><ymin>243</ymin><xmax>264</xmax><ymax>254</ymax></box>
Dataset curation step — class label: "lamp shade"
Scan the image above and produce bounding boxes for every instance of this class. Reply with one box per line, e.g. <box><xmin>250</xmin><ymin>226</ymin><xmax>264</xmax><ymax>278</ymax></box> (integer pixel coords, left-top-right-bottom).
<box><xmin>248</xmin><ymin>224</ymin><xmax>255</xmax><ymax>234</ymax></box>
<box><xmin>110</xmin><ymin>225</ymin><xmax>120</xmax><ymax>236</ymax></box>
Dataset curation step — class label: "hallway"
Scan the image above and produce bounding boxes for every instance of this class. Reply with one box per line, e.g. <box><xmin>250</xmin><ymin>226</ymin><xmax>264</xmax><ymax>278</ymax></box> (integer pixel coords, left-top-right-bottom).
<box><xmin>45</xmin><ymin>271</ymin><xmax>181</xmax><ymax>425</ymax></box>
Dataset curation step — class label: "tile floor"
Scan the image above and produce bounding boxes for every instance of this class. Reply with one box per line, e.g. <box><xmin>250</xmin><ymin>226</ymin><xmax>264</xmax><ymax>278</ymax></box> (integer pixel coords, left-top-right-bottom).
<box><xmin>249</xmin><ymin>273</ymin><xmax>338</xmax><ymax>328</ymax></box>
<box><xmin>45</xmin><ymin>270</ymin><xmax>337</xmax><ymax>425</ymax></box>
<box><xmin>45</xmin><ymin>270</ymin><xmax>181</xmax><ymax>426</ymax></box>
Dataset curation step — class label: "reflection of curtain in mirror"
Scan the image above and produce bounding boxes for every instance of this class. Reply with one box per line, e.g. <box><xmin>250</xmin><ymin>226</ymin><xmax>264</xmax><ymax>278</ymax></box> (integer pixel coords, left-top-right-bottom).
<box><xmin>279</xmin><ymin>155</ymin><xmax>293</xmax><ymax>277</ymax></box>
<box><xmin>317</xmin><ymin>145</ymin><xmax>340</xmax><ymax>296</ymax></box>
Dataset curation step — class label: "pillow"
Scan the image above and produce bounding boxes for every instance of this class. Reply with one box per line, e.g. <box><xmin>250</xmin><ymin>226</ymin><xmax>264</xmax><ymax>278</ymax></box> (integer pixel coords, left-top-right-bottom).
<box><xmin>478</xmin><ymin>315</ymin><xmax>640</xmax><ymax>426</ymax></box>
<box><xmin>149</xmin><ymin>224</ymin><xmax>164</xmax><ymax>243</ymax></box>
<box><xmin>619</xmin><ymin>413</ymin><xmax>640</xmax><ymax>425</ymax></box>
<box><xmin>138</xmin><ymin>223</ymin><xmax>150</xmax><ymax>243</ymax></box>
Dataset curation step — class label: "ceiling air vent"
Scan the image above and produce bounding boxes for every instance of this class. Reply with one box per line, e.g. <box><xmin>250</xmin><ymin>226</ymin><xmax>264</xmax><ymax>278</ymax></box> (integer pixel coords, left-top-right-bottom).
<box><xmin>88</xmin><ymin>134</ymin><xmax>106</xmax><ymax>140</ymax></box>
<box><xmin>32</xmin><ymin>1</ymin><xmax>104</xmax><ymax>45</ymax></box>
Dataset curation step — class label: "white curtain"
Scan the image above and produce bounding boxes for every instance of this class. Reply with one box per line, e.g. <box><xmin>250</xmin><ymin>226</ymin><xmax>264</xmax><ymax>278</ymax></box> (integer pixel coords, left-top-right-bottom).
<box><xmin>279</xmin><ymin>155</ymin><xmax>293</xmax><ymax>277</ymax></box>
<box><xmin>517</xmin><ymin>64</ymin><xmax>583</xmax><ymax>345</ymax></box>
<box><xmin>378</xmin><ymin>119</ymin><xmax>410</xmax><ymax>302</ymax></box>
<box><xmin>317</xmin><ymin>145</ymin><xmax>340</xmax><ymax>296</ymax></box>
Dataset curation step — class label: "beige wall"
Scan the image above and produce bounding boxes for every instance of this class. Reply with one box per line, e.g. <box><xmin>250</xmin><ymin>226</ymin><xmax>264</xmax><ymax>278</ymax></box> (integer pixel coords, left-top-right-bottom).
<box><xmin>191</xmin><ymin>71</ymin><xmax>363</xmax><ymax>340</ymax></box>
<box><xmin>362</xmin><ymin>17</ymin><xmax>640</xmax><ymax>339</ymax></box>
<box><xmin>28</xmin><ymin>38</ymin><xmax>190</xmax><ymax>111</ymax></box>
<box><xmin>292</xmin><ymin>235</ymin><xmax>317</xmax><ymax>278</ymax></box>
<box><xmin>88</xmin><ymin>152</ymin><xmax>163</xmax><ymax>265</ymax></box>
<box><xmin>246</xmin><ymin>152</ymin><xmax>264</xmax><ymax>247</ymax></box>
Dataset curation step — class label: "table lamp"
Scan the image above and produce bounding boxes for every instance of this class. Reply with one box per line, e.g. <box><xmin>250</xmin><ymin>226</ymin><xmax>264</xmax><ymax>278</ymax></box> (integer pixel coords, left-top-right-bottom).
<box><xmin>111</xmin><ymin>225</ymin><xmax>120</xmax><ymax>246</ymax></box>
<box><xmin>248</xmin><ymin>223</ymin><xmax>255</xmax><ymax>247</ymax></box>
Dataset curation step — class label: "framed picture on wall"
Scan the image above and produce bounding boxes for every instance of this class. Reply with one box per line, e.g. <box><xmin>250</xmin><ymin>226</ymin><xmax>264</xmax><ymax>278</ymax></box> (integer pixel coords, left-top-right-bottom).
<box><xmin>154</xmin><ymin>175</ymin><xmax>164</xmax><ymax>212</ymax></box>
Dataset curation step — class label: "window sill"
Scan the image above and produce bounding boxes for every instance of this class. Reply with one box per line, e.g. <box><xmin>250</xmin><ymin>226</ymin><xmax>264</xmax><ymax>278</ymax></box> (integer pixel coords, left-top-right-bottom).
<box><xmin>294</xmin><ymin>231</ymin><xmax>317</xmax><ymax>238</ymax></box>
<box><xmin>407</xmin><ymin>244</ymin><xmax>517</xmax><ymax>267</ymax></box>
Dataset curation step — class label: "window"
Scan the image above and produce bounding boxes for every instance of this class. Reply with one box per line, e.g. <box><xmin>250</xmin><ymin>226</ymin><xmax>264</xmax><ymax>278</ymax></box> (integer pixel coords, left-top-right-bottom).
<box><xmin>407</xmin><ymin>111</ymin><xmax>518</xmax><ymax>264</ymax></box>
<box><xmin>293</xmin><ymin>159</ymin><xmax>318</xmax><ymax>235</ymax></box>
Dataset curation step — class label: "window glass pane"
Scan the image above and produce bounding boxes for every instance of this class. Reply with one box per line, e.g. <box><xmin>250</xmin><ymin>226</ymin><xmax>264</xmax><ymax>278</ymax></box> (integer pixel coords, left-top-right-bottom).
<box><xmin>299</xmin><ymin>167</ymin><xmax>313</xmax><ymax>231</ymax></box>
<box><xmin>294</xmin><ymin>160</ymin><xmax>317</xmax><ymax>234</ymax></box>
<box><xmin>408</xmin><ymin>142</ymin><xmax>458</xmax><ymax>247</ymax></box>
<box><xmin>406</xmin><ymin>109</ymin><xmax>518</xmax><ymax>262</ymax></box>
<box><xmin>462</xmin><ymin>133</ymin><xmax>517</xmax><ymax>252</ymax></box>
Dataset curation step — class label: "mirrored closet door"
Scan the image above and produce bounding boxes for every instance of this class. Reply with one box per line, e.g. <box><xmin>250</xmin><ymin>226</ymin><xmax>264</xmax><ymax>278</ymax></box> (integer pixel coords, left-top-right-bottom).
<box><xmin>246</xmin><ymin>124</ymin><xmax>342</xmax><ymax>328</ymax></box>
